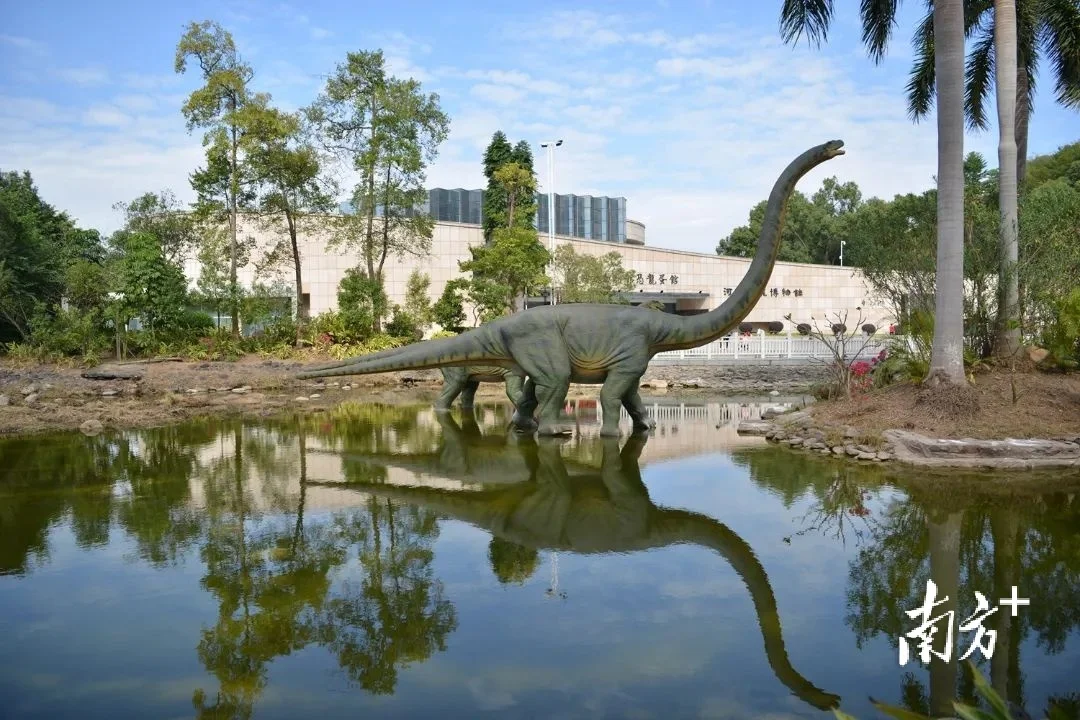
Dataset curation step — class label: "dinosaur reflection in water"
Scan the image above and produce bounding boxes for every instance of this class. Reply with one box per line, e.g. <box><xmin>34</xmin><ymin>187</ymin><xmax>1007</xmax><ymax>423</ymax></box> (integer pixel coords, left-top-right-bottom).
<box><xmin>312</xmin><ymin>411</ymin><xmax>842</xmax><ymax>712</ymax></box>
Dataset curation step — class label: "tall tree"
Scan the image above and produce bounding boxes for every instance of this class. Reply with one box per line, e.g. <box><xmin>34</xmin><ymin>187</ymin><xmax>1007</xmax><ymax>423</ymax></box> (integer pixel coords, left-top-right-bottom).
<box><xmin>242</xmin><ymin>104</ymin><xmax>337</xmax><ymax>344</ymax></box>
<box><xmin>112</xmin><ymin>190</ymin><xmax>198</xmax><ymax>267</ymax></box>
<box><xmin>492</xmin><ymin>162</ymin><xmax>536</xmax><ymax>229</ymax></box>
<box><xmin>175</xmin><ymin>20</ymin><xmax>259</xmax><ymax>339</ymax></box>
<box><xmin>994</xmin><ymin>0</ymin><xmax>1022</xmax><ymax>360</ymax></box>
<box><xmin>481</xmin><ymin>131</ymin><xmax>514</xmax><ymax>242</ymax></box>
<box><xmin>552</xmin><ymin>246</ymin><xmax>637</xmax><ymax>304</ymax></box>
<box><xmin>778</xmin><ymin>0</ymin><xmax>970</xmax><ymax>384</ymax></box>
<box><xmin>905</xmin><ymin>0</ymin><xmax>1080</xmax><ymax>184</ymax></box>
<box><xmin>930</xmin><ymin>0</ymin><xmax>970</xmax><ymax>385</ymax></box>
<box><xmin>510</xmin><ymin>140</ymin><xmax>539</xmax><ymax>227</ymax></box>
<box><xmin>308</xmin><ymin>50</ymin><xmax>449</xmax><ymax>332</ymax></box>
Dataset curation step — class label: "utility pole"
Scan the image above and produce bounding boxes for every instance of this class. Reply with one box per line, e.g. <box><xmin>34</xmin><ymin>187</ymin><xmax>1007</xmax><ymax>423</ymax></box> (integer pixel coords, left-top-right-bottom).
<box><xmin>540</xmin><ymin>139</ymin><xmax>563</xmax><ymax>305</ymax></box>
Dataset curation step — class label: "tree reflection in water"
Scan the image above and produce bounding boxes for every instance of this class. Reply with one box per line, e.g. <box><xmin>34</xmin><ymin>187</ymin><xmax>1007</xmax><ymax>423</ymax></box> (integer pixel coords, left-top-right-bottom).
<box><xmin>732</xmin><ymin>447</ymin><xmax>1080</xmax><ymax>719</ymax></box>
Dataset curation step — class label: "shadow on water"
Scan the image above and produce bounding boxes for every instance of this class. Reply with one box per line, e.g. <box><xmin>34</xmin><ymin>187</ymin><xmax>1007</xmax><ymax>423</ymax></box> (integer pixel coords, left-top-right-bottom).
<box><xmin>0</xmin><ymin>399</ymin><xmax>1077</xmax><ymax>719</ymax></box>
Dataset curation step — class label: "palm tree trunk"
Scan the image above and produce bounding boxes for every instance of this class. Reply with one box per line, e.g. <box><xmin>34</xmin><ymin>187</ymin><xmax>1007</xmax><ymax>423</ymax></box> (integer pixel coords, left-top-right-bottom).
<box><xmin>928</xmin><ymin>0</ymin><xmax>968</xmax><ymax>385</ymax></box>
<box><xmin>1015</xmin><ymin>63</ymin><xmax>1030</xmax><ymax>185</ymax></box>
<box><xmin>994</xmin><ymin>0</ymin><xmax>1022</xmax><ymax>361</ymax></box>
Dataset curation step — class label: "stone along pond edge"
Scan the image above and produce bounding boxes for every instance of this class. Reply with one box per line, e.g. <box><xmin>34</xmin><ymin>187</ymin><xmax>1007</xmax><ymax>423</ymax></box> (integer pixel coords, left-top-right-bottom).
<box><xmin>736</xmin><ymin>410</ymin><xmax>1080</xmax><ymax>470</ymax></box>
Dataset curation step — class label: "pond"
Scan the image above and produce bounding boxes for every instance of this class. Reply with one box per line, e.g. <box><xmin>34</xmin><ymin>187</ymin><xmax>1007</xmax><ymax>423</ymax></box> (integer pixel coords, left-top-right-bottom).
<box><xmin>1</xmin><ymin>399</ymin><xmax>1078</xmax><ymax>719</ymax></box>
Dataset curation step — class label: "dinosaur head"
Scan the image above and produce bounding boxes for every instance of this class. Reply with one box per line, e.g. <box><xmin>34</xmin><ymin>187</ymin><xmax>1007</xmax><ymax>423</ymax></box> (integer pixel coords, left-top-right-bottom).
<box><xmin>822</xmin><ymin>139</ymin><xmax>846</xmax><ymax>159</ymax></box>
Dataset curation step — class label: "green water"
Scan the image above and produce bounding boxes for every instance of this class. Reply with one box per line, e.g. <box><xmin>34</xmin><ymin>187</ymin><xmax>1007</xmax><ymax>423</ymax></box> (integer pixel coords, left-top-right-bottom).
<box><xmin>1</xmin><ymin>399</ymin><xmax>1078</xmax><ymax>719</ymax></box>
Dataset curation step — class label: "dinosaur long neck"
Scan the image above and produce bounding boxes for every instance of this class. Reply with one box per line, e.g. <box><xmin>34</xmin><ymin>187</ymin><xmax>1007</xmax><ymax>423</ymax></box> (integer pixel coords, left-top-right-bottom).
<box><xmin>651</xmin><ymin>509</ymin><xmax>840</xmax><ymax>711</ymax></box>
<box><xmin>660</xmin><ymin>143</ymin><xmax>841</xmax><ymax>351</ymax></box>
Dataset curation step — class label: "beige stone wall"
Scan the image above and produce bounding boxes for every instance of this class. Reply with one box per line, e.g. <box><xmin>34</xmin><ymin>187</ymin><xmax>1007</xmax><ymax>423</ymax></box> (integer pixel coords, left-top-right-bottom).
<box><xmin>184</xmin><ymin>216</ymin><xmax>893</xmax><ymax>332</ymax></box>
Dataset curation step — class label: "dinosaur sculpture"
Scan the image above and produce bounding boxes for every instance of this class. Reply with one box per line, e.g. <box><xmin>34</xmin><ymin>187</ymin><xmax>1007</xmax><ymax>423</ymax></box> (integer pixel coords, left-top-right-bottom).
<box><xmin>299</xmin><ymin>140</ymin><xmax>846</xmax><ymax>437</ymax></box>
<box><xmin>435</xmin><ymin>365</ymin><xmax>526</xmax><ymax>413</ymax></box>
<box><xmin>311</xmin><ymin>433</ymin><xmax>841</xmax><ymax>712</ymax></box>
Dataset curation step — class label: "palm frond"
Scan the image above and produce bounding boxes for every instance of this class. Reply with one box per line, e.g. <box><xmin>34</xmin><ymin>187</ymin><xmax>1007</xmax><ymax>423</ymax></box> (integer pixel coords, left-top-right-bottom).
<box><xmin>964</xmin><ymin>0</ymin><xmax>994</xmax><ymax>35</ymax></box>
<box><xmin>779</xmin><ymin>0</ymin><xmax>835</xmax><ymax>46</ymax></box>
<box><xmin>1038</xmin><ymin>0</ymin><xmax>1080</xmax><ymax>107</ymax></box>
<box><xmin>964</xmin><ymin>23</ymin><xmax>996</xmax><ymax>130</ymax></box>
<box><xmin>861</xmin><ymin>0</ymin><xmax>900</xmax><ymax>63</ymax></box>
<box><xmin>906</xmin><ymin>6</ymin><xmax>936</xmax><ymax>120</ymax></box>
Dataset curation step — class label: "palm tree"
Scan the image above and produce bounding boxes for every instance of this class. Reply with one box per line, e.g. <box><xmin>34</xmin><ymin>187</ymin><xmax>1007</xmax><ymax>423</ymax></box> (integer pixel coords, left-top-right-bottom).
<box><xmin>994</xmin><ymin>0</ymin><xmax>1022</xmax><ymax>359</ymax></box>
<box><xmin>906</xmin><ymin>0</ymin><xmax>1080</xmax><ymax>184</ymax></box>
<box><xmin>778</xmin><ymin>0</ymin><xmax>969</xmax><ymax>383</ymax></box>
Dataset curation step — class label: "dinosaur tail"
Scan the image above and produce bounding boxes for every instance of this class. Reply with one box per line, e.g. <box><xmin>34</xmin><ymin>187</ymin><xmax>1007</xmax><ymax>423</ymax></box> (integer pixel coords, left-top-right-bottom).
<box><xmin>296</xmin><ymin>328</ymin><xmax>510</xmax><ymax>379</ymax></box>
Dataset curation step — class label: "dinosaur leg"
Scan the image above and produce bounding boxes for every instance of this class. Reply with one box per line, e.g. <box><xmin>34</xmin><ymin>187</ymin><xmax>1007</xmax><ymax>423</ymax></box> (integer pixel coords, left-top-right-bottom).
<box><xmin>506</xmin><ymin>375</ymin><xmax>537</xmax><ymax>431</ymax></box>
<box><xmin>621</xmin><ymin>387</ymin><xmax>656</xmax><ymax>433</ymax></box>
<box><xmin>599</xmin><ymin>371</ymin><xmax>644</xmax><ymax>436</ymax></box>
<box><xmin>507</xmin><ymin>341</ymin><xmax>574</xmax><ymax>436</ymax></box>
<box><xmin>459</xmin><ymin>379</ymin><xmax>480</xmax><ymax>409</ymax></box>
<box><xmin>512</xmin><ymin>379</ymin><xmax>539</xmax><ymax>433</ymax></box>
<box><xmin>434</xmin><ymin>368</ymin><xmax>466</xmax><ymax>413</ymax></box>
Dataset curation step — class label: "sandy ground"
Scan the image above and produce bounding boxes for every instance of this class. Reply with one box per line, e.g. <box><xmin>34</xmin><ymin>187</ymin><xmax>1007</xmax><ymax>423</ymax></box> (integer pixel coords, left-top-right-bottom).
<box><xmin>808</xmin><ymin>369</ymin><xmax>1080</xmax><ymax>441</ymax></box>
<box><xmin>0</xmin><ymin>356</ymin><xmax>745</xmax><ymax>437</ymax></box>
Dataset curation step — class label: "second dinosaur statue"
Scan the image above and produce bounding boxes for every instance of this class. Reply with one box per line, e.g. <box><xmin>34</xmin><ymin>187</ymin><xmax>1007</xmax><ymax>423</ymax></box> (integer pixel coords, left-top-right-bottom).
<box><xmin>299</xmin><ymin>140</ymin><xmax>846</xmax><ymax>436</ymax></box>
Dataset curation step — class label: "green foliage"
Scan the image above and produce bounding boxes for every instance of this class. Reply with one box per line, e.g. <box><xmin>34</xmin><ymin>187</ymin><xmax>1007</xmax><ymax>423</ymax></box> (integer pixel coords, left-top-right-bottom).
<box><xmin>0</xmin><ymin>170</ymin><xmax>104</xmax><ymax>343</ymax></box>
<box><xmin>552</xmin><ymin>245</ymin><xmax>636</xmax><ymax>304</ymax></box>
<box><xmin>1024</xmin><ymin>142</ymin><xmax>1080</xmax><ymax>190</ymax></box>
<box><xmin>403</xmin><ymin>270</ymin><xmax>433</xmax><ymax>330</ymax></box>
<box><xmin>337</xmin><ymin>266</ymin><xmax>388</xmax><ymax>335</ymax></box>
<box><xmin>717</xmin><ymin>178</ymin><xmax>862</xmax><ymax>265</ymax></box>
<box><xmin>309</xmin><ymin>49</ymin><xmax>448</xmax><ymax>329</ymax></box>
<box><xmin>482</xmin><ymin>131</ymin><xmax>515</xmax><ymax>242</ymax></box>
<box><xmin>432</xmin><ymin>279</ymin><xmax>466</xmax><ymax>332</ymax></box>
<box><xmin>488</xmin><ymin>536</ymin><xmax>539</xmax><ymax>585</ymax></box>
<box><xmin>26</xmin><ymin>306</ymin><xmax>110</xmax><ymax>361</ymax></box>
<box><xmin>491</xmin><ymin>162</ymin><xmax>537</xmax><ymax>230</ymax></box>
<box><xmin>457</xmin><ymin>226</ymin><xmax>550</xmax><ymax>322</ymax></box>
<box><xmin>1040</xmin><ymin>287</ymin><xmax>1080</xmax><ymax>370</ymax></box>
<box><xmin>112</xmin><ymin>190</ymin><xmax>199</xmax><ymax>266</ymax></box>
<box><xmin>110</xmin><ymin>230</ymin><xmax>190</xmax><ymax>342</ymax></box>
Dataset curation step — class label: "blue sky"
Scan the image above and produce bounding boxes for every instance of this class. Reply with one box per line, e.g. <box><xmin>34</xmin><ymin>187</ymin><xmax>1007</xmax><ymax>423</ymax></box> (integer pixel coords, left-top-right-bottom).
<box><xmin>2</xmin><ymin>0</ymin><xmax>1077</xmax><ymax>254</ymax></box>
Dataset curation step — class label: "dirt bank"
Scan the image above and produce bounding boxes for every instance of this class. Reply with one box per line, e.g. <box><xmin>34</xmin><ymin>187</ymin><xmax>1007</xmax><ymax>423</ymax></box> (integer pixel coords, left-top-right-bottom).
<box><xmin>0</xmin><ymin>356</ymin><xmax>772</xmax><ymax>437</ymax></box>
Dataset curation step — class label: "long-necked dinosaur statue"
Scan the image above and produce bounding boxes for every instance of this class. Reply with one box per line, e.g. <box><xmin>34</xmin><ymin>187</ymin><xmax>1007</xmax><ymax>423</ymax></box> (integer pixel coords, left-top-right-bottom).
<box><xmin>435</xmin><ymin>365</ymin><xmax>526</xmax><ymax>413</ymax></box>
<box><xmin>310</xmin><ymin>433</ymin><xmax>841</xmax><ymax>712</ymax></box>
<box><xmin>299</xmin><ymin>140</ymin><xmax>845</xmax><ymax>436</ymax></box>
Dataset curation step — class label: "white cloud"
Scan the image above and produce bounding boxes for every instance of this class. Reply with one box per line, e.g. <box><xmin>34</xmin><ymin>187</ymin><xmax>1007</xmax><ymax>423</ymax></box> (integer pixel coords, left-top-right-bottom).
<box><xmin>310</xmin><ymin>27</ymin><xmax>332</xmax><ymax>40</ymax></box>
<box><xmin>54</xmin><ymin>66</ymin><xmax>110</xmax><ymax>86</ymax></box>
<box><xmin>83</xmin><ymin>105</ymin><xmax>131</xmax><ymax>127</ymax></box>
<box><xmin>469</xmin><ymin>83</ymin><xmax>527</xmax><ymax>106</ymax></box>
<box><xmin>0</xmin><ymin>34</ymin><xmax>47</xmax><ymax>55</ymax></box>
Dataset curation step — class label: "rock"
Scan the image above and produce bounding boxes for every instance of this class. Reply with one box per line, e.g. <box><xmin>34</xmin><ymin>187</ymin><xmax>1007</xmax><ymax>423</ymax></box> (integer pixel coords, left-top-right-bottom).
<box><xmin>82</xmin><ymin>369</ymin><xmax>142</xmax><ymax>381</ymax></box>
<box><xmin>642</xmin><ymin>379</ymin><xmax>668</xmax><ymax>390</ymax></box>
<box><xmin>309</xmin><ymin>393</ymin><xmax>322</xmax><ymax>399</ymax></box>
<box><xmin>23</xmin><ymin>392</ymin><xmax>40</xmax><ymax>405</ymax></box>
<box><xmin>342</xmin><ymin>384</ymin><xmax>352</xmax><ymax>390</ymax></box>
<box><xmin>737</xmin><ymin>421</ymin><xmax>771</xmax><ymax>436</ymax></box>
<box><xmin>101</xmin><ymin>389</ymin><xmax>119</xmax><ymax>397</ymax></box>
<box><xmin>845</xmin><ymin>446</ymin><xmax>861</xmax><ymax>457</ymax></box>
<box><xmin>42</xmin><ymin>383</ymin><xmax>53</xmax><ymax>390</ymax></box>
<box><xmin>329</xmin><ymin>382</ymin><xmax>340</xmax><ymax>387</ymax></box>
<box><xmin>843</xmin><ymin>427</ymin><xmax>859</xmax><ymax>439</ymax></box>
<box><xmin>761</xmin><ymin>406</ymin><xmax>786</xmax><ymax>420</ymax></box>
<box><xmin>1027</xmin><ymin>346</ymin><xmax>1050</xmax><ymax>364</ymax></box>
<box><xmin>214</xmin><ymin>387</ymin><xmax>230</xmax><ymax>393</ymax></box>
<box><xmin>187</xmin><ymin>388</ymin><xmax>202</xmax><ymax>394</ymax></box>
<box><xmin>0</xmin><ymin>395</ymin><xmax>8</xmax><ymax>407</ymax></box>
<box><xmin>231</xmin><ymin>386</ymin><xmax>251</xmax><ymax>394</ymax></box>
<box><xmin>786</xmin><ymin>437</ymin><xmax>804</xmax><ymax>446</ymax></box>
<box><xmin>769</xmin><ymin>389</ymin><xmax>780</xmax><ymax>397</ymax></box>
<box><xmin>80</xmin><ymin>419</ymin><xmax>104</xmax><ymax>436</ymax></box>
<box><xmin>857</xmin><ymin>451</ymin><xmax>877</xmax><ymax>461</ymax></box>
<box><xmin>857</xmin><ymin>444</ymin><xmax>876</xmax><ymax>454</ymax></box>
<box><xmin>832</xmin><ymin>446</ymin><xmax>846</xmax><ymax>455</ymax></box>
<box><xmin>21</xmin><ymin>384</ymin><xmax>37</xmax><ymax>396</ymax></box>
<box><xmin>876</xmin><ymin>451</ymin><xmax>892</xmax><ymax>461</ymax></box>
<box><xmin>818</xmin><ymin>448</ymin><xmax>832</xmax><ymax>455</ymax></box>
<box><xmin>294</xmin><ymin>396</ymin><xmax>309</xmax><ymax>402</ymax></box>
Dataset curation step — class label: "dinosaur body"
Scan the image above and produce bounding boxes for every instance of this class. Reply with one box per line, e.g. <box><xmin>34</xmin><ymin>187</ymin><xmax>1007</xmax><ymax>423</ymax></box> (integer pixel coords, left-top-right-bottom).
<box><xmin>299</xmin><ymin>141</ymin><xmax>846</xmax><ymax>436</ymax></box>
<box><xmin>312</xmin><ymin>434</ymin><xmax>840</xmax><ymax>712</ymax></box>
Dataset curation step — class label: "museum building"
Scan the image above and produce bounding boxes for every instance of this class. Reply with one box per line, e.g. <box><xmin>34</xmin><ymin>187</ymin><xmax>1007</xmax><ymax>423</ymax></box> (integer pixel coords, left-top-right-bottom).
<box><xmin>186</xmin><ymin>191</ymin><xmax>893</xmax><ymax>335</ymax></box>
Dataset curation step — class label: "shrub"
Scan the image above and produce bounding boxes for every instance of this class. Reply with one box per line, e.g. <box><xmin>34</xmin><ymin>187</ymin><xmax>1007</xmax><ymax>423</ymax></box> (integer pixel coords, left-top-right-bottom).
<box><xmin>1040</xmin><ymin>287</ymin><xmax>1080</xmax><ymax>370</ymax></box>
<box><xmin>384</xmin><ymin>307</ymin><xmax>422</xmax><ymax>342</ymax></box>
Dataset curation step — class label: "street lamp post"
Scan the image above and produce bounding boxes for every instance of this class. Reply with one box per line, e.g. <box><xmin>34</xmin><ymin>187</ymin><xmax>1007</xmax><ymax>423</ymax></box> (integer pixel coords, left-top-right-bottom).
<box><xmin>540</xmin><ymin>139</ymin><xmax>562</xmax><ymax>305</ymax></box>
<box><xmin>840</xmin><ymin>240</ymin><xmax>846</xmax><ymax>267</ymax></box>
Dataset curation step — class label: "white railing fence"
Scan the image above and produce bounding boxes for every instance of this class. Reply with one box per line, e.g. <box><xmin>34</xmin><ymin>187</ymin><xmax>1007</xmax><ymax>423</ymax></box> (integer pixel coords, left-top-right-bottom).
<box><xmin>652</xmin><ymin>329</ymin><xmax>904</xmax><ymax>362</ymax></box>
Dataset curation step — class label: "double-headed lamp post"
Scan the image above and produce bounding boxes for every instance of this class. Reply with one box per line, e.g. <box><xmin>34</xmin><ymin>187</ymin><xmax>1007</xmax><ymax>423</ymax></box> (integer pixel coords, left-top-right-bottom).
<box><xmin>540</xmin><ymin>139</ymin><xmax>563</xmax><ymax>305</ymax></box>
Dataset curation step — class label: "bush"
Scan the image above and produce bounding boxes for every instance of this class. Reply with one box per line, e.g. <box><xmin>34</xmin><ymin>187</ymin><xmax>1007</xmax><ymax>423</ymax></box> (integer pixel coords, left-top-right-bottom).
<box><xmin>27</xmin><ymin>306</ymin><xmax>110</xmax><ymax>360</ymax></box>
<box><xmin>384</xmin><ymin>307</ymin><xmax>422</xmax><ymax>342</ymax></box>
<box><xmin>306</xmin><ymin>309</ymin><xmax>373</xmax><ymax>346</ymax></box>
<box><xmin>1040</xmin><ymin>287</ymin><xmax>1080</xmax><ymax>370</ymax></box>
